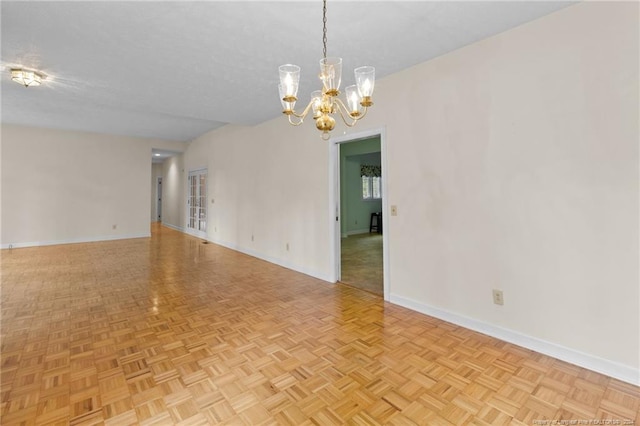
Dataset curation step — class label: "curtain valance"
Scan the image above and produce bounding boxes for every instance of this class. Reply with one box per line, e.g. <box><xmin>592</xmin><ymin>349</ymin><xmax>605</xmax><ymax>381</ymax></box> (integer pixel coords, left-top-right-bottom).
<box><xmin>360</xmin><ymin>165</ymin><xmax>381</xmax><ymax>177</ymax></box>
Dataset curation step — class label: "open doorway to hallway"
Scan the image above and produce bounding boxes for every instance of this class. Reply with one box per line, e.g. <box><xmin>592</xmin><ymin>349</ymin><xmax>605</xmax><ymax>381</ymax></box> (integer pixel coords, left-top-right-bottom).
<box><xmin>337</xmin><ymin>135</ymin><xmax>384</xmax><ymax>296</ymax></box>
<box><xmin>156</xmin><ymin>177</ymin><xmax>162</xmax><ymax>222</ymax></box>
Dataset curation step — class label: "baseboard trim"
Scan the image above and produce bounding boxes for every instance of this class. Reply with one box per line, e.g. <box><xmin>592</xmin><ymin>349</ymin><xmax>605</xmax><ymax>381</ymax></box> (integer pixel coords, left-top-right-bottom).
<box><xmin>207</xmin><ymin>237</ymin><xmax>333</xmax><ymax>283</ymax></box>
<box><xmin>345</xmin><ymin>229</ymin><xmax>373</xmax><ymax>236</ymax></box>
<box><xmin>159</xmin><ymin>221</ymin><xmax>333</xmax><ymax>283</ymax></box>
<box><xmin>1</xmin><ymin>233</ymin><xmax>150</xmax><ymax>249</ymax></box>
<box><xmin>390</xmin><ymin>294</ymin><xmax>639</xmax><ymax>386</ymax></box>
<box><xmin>161</xmin><ymin>223</ymin><xmax>185</xmax><ymax>233</ymax></box>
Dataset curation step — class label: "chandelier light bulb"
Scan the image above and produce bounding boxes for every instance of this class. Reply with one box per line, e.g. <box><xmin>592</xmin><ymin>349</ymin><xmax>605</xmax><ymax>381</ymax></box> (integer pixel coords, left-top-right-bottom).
<box><xmin>284</xmin><ymin>75</ymin><xmax>294</xmax><ymax>96</ymax></box>
<box><xmin>311</xmin><ymin>90</ymin><xmax>323</xmax><ymax>119</ymax></box>
<box><xmin>278</xmin><ymin>84</ymin><xmax>296</xmax><ymax>113</ymax></box>
<box><xmin>279</xmin><ymin>64</ymin><xmax>300</xmax><ymax>101</ymax></box>
<box><xmin>345</xmin><ymin>85</ymin><xmax>361</xmax><ymax>117</ymax></box>
<box><xmin>355</xmin><ymin>66</ymin><xmax>375</xmax><ymax>98</ymax></box>
<box><xmin>319</xmin><ymin>57</ymin><xmax>342</xmax><ymax>96</ymax></box>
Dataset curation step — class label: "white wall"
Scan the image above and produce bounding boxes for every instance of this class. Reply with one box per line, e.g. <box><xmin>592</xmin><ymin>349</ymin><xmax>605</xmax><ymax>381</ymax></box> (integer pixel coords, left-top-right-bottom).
<box><xmin>1</xmin><ymin>125</ymin><xmax>184</xmax><ymax>246</ymax></box>
<box><xmin>161</xmin><ymin>154</ymin><xmax>185</xmax><ymax>231</ymax></box>
<box><xmin>183</xmin><ymin>121</ymin><xmax>331</xmax><ymax>279</ymax></box>
<box><xmin>169</xmin><ymin>2</ymin><xmax>638</xmax><ymax>383</ymax></box>
<box><xmin>379</xmin><ymin>1</ymin><xmax>638</xmax><ymax>381</ymax></box>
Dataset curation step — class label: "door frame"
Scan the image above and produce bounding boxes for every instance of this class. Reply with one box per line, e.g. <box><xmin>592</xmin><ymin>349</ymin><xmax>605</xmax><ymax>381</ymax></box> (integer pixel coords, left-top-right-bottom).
<box><xmin>185</xmin><ymin>168</ymin><xmax>208</xmax><ymax>239</ymax></box>
<box><xmin>328</xmin><ymin>127</ymin><xmax>390</xmax><ymax>301</ymax></box>
<box><xmin>156</xmin><ymin>176</ymin><xmax>163</xmax><ymax>222</ymax></box>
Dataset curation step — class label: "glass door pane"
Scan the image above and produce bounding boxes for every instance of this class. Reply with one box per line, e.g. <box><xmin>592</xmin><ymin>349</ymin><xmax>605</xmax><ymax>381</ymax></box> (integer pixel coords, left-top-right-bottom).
<box><xmin>187</xmin><ymin>170</ymin><xmax>208</xmax><ymax>236</ymax></box>
<box><xmin>198</xmin><ymin>174</ymin><xmax>207</xmax><ymax>232</ymax></box>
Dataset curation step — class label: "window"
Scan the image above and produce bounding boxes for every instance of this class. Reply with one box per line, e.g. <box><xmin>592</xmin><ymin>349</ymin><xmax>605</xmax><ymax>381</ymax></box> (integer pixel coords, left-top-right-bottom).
<box><xmin>361</xmin><ymin>165</ymin><xmax>382</xmax><ymax>200</ymax></box>
<box><xmin>372</xmin><ymin>176</ymin><xmax>381</xmax><ymax>199</ymax></box>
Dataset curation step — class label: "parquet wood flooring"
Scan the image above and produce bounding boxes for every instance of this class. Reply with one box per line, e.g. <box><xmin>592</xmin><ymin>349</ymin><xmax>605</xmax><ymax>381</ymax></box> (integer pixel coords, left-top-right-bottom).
<box><xmin>2</xmin><ymin>224</ymin><xmax>638</xmax><ymax>425</ymax></box>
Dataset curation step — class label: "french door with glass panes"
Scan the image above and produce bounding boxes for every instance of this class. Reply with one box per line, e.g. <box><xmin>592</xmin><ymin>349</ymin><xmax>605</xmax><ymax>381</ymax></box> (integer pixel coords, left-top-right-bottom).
<box><xmin>187</xmin><ymin>169</ymin><xmax>207</xmax><ymax>238</ymax></box>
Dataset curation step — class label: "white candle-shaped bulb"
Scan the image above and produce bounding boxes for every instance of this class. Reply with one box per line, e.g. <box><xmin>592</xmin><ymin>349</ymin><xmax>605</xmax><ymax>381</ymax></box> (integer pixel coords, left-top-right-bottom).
<box><xmin>284</xmin><ymin>74</ymin><xmax>293</xmax><ymax>97</ymax></box>
<box><xmin>278</xmin><ymin>64</ymin><xmax>301</xmax><ymax>99</ymax></box>
<box><xmin>354</xmin><ymin>66</ymin><xmax>375</xmax><ymax>98</ymax></box>
<box><xmin>311</xmin><ymin>90</ymin><xmax>323</xmax><ymax>118</ymax></box>
<box><xmin>345</xmin><ymin>85</ymin><xmax>360</xmax><ymax>114</ymax></box>
<box><xmin>349</xmin><ymin>90</ymin><xmax>358</xmax><ymax>112</ymax></box>
<box><xmin>361</xmin><ymin>80</ymin><xmax>371</xmax><ymax>95</ymax></box>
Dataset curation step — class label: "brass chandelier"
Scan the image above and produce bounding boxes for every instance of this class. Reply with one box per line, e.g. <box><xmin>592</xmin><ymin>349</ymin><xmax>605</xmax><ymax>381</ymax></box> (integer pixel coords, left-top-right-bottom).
<box><xmin>278</xmin><ymin>0</ymin><xmax>375</xmax><ymax>140</ymax></box>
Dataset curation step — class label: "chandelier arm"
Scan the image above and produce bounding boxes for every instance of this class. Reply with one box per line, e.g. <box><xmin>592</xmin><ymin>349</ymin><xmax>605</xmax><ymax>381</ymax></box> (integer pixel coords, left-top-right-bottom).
<box><xmin>333</xmin><ymin>98</ymin><xmax>360</xmax><ymax>127</ymax></box>
<box><xmin>287</xmin><ymin>115</ymin><xmax>305</xmax><ymax>126</ymax></box>
<box><xmin>337</xmin><ymin>98</ymin><xmax>371</xmax><ymax>122</ymax></box>
<box><xmin>291</xmin><ymin>99</ymin><xmax>316</xmax><ymax>119</ymax></box>
<box><xmin>356</xmin><ymin>105</ymin><xmax>370</xmax><ymax>121</ymax></box>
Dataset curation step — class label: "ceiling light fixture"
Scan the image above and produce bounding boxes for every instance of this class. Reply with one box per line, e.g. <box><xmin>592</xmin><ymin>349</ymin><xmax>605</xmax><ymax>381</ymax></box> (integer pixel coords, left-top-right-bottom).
<box><xmin>11</xmin><ymin>68</ymin><xmax>45</xmax><ymax>87</ymax></box>
<box><xmin>278</xmin><ymin>0</ymin><xmax>375</xmax><ymax>140</ymax></box>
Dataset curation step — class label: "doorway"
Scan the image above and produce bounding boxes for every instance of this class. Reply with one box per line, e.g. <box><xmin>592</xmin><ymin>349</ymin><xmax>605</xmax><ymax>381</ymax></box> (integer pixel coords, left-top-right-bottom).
<box><xmin>187</xmin><ymin>169</ymin><xmax>207</xmax><ymax>238</ymax></box>
<box><xmin>156</xmin><ymin>177</ymin><xmax>162</xmax><ymax>222</ymax></box>
<box><xmin>330</xmin><ymin>128</ymin><xmax>389</xmax><ymax>300</ymax></box>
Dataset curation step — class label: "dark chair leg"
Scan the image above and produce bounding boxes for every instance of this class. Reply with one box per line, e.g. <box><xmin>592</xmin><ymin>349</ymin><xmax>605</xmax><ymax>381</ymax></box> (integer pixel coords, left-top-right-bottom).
<box><xmin>370</xmin><ymin>212</ymin><xmax>380</xmax><ymax>233</ymax></box>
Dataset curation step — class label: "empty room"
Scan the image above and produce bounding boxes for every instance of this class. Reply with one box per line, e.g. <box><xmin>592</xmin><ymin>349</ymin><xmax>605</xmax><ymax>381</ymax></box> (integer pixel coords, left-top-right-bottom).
<box><xmin>1</xmin><ymin>1</ymin><xmax>638</xmax><ymax>425</ymax></box>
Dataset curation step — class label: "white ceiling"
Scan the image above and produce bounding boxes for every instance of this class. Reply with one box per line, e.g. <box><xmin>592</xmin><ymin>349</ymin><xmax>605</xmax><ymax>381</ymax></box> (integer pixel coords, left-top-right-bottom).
<box><xmin>1</xmin><ymin>1</ymin><xmax>574</xmax><ymax>143</ymax></box>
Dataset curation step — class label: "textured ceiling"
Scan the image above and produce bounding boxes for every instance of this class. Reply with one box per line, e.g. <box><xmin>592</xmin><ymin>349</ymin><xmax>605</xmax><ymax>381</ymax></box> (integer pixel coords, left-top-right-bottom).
<box><xmin>1</xmin><ymin>1</ymin><xmax>574</xmax><ymax>142</ymax></box>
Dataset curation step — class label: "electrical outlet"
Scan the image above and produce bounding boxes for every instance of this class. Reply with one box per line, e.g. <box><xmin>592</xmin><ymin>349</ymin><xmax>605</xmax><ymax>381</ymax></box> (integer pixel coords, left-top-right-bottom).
<box><xmin>112</xmin><ymin>224</ymin><xmax>117</xmax><ymax>230</ymax></box>
<box><xmin>492</xmin><ymin>289</ymin><xmax>504</xmax><ymax>305</ymax></box>
<box><xmin>286</xmin><ymin>243</ymin><xmax>289</xmax><ymax>251</ymax></box>
<box><xmin>251</xmin><ymin>235</ymin><xmax>254</xmax><ymax>242</ymax></box>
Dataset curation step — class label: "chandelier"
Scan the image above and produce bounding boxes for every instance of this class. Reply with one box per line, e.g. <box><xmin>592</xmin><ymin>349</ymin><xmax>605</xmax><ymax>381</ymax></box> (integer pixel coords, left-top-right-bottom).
<box><xmin>278</xmin><ymin>0</ymin><xmax>375</xmax><ymax>140</ymax></box>
<box><xmin>11</xmin><ymin>68</ymin><xmax>45</xmax><ymax>87</ymax></box>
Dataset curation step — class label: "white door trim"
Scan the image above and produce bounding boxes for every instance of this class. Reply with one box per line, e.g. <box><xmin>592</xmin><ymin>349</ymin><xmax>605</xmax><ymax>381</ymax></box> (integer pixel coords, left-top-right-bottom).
<box><xmin>328</xmin><ymin>127</ymin><xmax>390</xmax><ymax>301</ymax></box>
<box><xmin>156</xmin><ymin>176</ymin><xmax>163</xmax><ymax>222</ymax></box>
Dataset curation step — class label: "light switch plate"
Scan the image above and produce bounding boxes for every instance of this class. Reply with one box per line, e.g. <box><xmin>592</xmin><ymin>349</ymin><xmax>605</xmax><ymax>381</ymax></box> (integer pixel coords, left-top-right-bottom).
<box><xmin>391</xmin><ymin>205</ymin><xmax>398</xmax><ymax>216</ymax></box>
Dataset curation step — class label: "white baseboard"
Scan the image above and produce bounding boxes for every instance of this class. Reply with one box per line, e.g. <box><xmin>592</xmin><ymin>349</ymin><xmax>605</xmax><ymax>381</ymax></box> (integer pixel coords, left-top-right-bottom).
<box><xmin>390</xmin><ymin>294</ymin><xmax>639</xmax><ymax>386</ymax></box>
<box><xmin>1</xmin><ymin>233</ymin><xmax>150</xmax><ymax>249</ymax></box>
<box><xmin>345</xmin><ymin>228</ymin><xmax>372</xmax><ymax>236</ymax></box>
<box><xmin>161</xmin><ymin>222</ymin><xmax>185</xmax><ymax>233</ymax></box>
<box><xmin>207</xmin><ymin>237</ymin><xmax>333</xmax><ymax>283</ymax></box>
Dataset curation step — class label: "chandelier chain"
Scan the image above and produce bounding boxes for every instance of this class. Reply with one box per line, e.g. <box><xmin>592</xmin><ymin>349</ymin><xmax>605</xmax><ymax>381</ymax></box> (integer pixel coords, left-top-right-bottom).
<box><xmin>322</xmin><ymin>0</ymin><xmax>327</xmax><ymax>60</ymax></box>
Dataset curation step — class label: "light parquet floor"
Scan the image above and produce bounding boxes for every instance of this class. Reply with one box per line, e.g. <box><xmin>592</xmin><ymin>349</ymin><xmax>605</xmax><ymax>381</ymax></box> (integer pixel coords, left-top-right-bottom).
<box><xmin>1</xmin><ymin>224</ymin><xmax>638</xmax><ymax>425</ymax></box>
